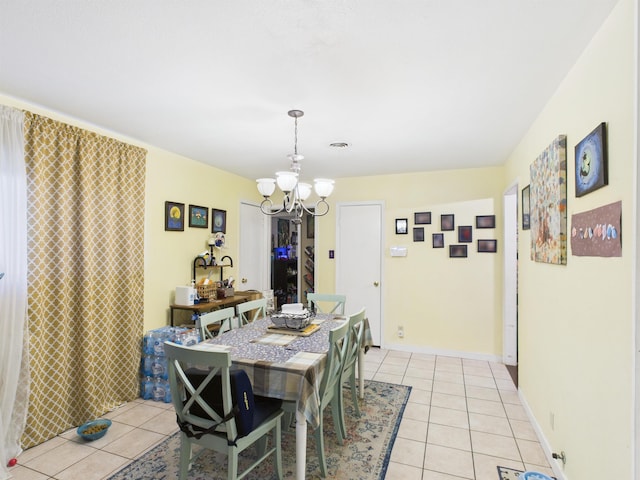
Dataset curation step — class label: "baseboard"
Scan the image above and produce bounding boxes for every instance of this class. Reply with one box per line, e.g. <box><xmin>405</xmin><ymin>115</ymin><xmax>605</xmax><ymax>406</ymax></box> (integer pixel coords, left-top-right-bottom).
<box><xmin>517</xmin><ymin>389</ymin><xmax>567</xmax><ymax>480</ymax></box>
<box><xmin>382</xmin><ymin>342</ymin><xmax>502</xmax><ymax>363</ymax></box>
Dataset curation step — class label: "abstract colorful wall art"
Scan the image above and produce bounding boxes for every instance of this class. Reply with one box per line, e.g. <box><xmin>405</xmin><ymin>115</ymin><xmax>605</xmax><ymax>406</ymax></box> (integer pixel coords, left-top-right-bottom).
<box><xmin>530</xmin><ymin>135</ymin><xmax>568</xmax><ymax>265</ymax></box>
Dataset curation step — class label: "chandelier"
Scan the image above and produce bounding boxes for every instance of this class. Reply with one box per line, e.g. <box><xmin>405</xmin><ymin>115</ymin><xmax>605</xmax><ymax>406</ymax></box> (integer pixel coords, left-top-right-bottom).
<box><xmin>256</xmin><ymin>110</ymin><xmax>334</xmax><ymax>224</ymax></box>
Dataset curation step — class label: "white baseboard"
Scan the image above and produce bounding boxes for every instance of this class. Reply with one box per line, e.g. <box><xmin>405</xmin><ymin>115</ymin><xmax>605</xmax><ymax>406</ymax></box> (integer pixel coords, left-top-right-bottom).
<box><xmin>517</xmin><ymin>388</ymin><xmax>567</xmax><ymax>480</ymax></box>
<box><xmin>382</xmin><ymin>342</ymin><xmax>502</xmax><ymax>363</ymax></box>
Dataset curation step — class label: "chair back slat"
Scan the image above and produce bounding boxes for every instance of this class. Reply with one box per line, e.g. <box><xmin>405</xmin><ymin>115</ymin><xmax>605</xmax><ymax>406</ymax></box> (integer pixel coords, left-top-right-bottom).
<box><xmin>343</xmin><ymin>308</ymin><xmax>366</xmax><ymax>374</ymax></box>
<box><xmin>236</xmin><ymin>298</ymin><xmax>267</xmax><ymax>327</ymax></box>
<box><xmin>307</xmin><ymin>293</ymin><xmax>346</xmax><ymax>315</ymax></box>
<box><xmin>318</xmin><ymin>320</ymin><xmax>350</xmax><ymax>401</ymax></box>
<box><xmin>198</xmin><ymin>307</ymin><xmax>235</xmax><ymax>338</ymax></box>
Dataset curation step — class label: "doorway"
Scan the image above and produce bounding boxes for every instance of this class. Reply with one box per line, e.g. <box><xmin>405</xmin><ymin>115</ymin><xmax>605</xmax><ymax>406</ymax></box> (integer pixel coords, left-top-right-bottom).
<box><xmin>335</xmin><ymin>202</ymin><xmax>383</xmax><ymax>346</ymax></box>
<box><xmin>503</xmin><ymin>183</ymin><xmax>519</xmax><ymax>386</ymax></box>
<box><xmin>269</xmin><ymin>211</ymin><xmax>315</xmax><ymax>308</ymax></box>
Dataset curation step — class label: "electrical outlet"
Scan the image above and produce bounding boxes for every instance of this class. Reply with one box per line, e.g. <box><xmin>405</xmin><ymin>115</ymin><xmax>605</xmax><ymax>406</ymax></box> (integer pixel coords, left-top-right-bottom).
<box><xmin>397</xmin><ymin>326</ymin><xmax>404</xmax><ymax>338</ymax></box>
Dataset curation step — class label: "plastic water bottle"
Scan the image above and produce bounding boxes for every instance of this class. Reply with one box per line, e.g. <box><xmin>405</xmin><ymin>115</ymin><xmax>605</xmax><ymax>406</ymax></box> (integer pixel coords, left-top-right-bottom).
<box><xmin>152</xmin><ymin>378</ymin><xmax>166</xmax><ymax>402</ymax></box>
<box><xmin>141</xmin><ymin>355</ymin><xmax>154</xmax><ymax>377</ymax></box>
<box><xmin>151</xmin><ymin>356</ymin><xmax>168</xmax><ymax>379</ymax></box>
<box><xmin>164</xmin><ymin>380</ymin><xmax>172</xmax><ymax>403</ymax></box>
<box><xmin>141</xmin><ymin>376</ymin><xmax>154</xmax><ymax>400</ymax></box>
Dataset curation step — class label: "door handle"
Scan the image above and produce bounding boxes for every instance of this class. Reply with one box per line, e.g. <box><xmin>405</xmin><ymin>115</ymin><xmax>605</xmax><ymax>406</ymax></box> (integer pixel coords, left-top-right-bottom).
<box><xmin>373</xmin><ymin>281</ymin><xmax>379</xmax><ymax>287</ymax></box>
<box><xmin>242</xmin><ymin>278</ymin><xmax>248</xmax><ymax>283</ymax></box>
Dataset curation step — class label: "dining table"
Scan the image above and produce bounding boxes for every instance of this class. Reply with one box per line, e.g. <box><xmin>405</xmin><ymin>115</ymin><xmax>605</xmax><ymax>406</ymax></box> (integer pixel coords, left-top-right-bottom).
<box><xmin>197</xmin><ymin>312</ymin><xmax>372</xmax><ymax>480</ymax></box>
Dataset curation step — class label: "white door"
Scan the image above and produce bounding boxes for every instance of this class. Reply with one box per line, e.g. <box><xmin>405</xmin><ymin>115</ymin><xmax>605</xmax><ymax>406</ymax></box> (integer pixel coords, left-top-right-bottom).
<box><xmin>336</xmin><ymin>202</ymin><xmax>383</xmax><ymax>346</ymax></box>
<box><xmin>239</xmin><ymin>202</ymin><xmax>270</xmax><ymax>291</ymax></box>
<box><xmin>503</xmin><ymin>184</ymin><xmax>518</xmax><ymax>366</ymax></box>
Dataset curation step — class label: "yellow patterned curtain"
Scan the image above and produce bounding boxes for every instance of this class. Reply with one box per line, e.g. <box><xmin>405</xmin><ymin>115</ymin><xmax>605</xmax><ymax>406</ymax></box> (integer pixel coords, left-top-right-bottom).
<box><xmin>22</xmin><ymin>112</ymin><xmax>147</xmax><ymax>448</ymax></box>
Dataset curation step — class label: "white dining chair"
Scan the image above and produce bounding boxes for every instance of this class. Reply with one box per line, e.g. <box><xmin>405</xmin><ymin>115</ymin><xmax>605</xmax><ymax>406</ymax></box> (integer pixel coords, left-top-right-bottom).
<box><xmin>307</xmin><ymin>293</ymin><xmax>346</xmax><ymax>315</ymax></box>
<box><xmin>164</xmin><ymin>341</ymin><xmax>284</xmax><ymax>480</ymax></box>
<box><xmin>235</xmin><ymin>298</ymin><xmax>267</xmax><ymax>327</ymax></box>
<box><xmin>197</xmin><ymin>307</ymin><xmax>235</xmax><ymax>339</ymax></box>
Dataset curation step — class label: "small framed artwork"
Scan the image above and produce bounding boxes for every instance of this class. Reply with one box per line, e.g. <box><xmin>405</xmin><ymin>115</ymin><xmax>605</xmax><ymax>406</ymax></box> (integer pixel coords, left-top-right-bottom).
<box><xmin>449</xmin><ymin>244</ymin><xmax>467</xmax><ymax>258</ymax></box>
<box><xmin>212</xmin><ymin>208</ymin><xmax>227</xmax><ymax>233</ymax></box>
<box><xmin>476</xmin><ymin>215</ymin><xmax>495</xmax><ymax>229</ymax></box>
<box><xmin>188</xmin><ymin>205</ymin><xmax>208</xmax><ymax>228</ymax></box>
<box><xmin>575</xmin><ymin>122</ymin><xmax>607</xmax><ymax>197</ymax></box>
<box><xmin>165</xmin><ymin>201</ymin><xmax>185</xmax><ymax>231</ymax></box>
<box><xmin>441</xmin><ymin>214</ymin><xmax>454</xmax><ymax>231</ymax></box>
<box><xmin>395</xmin><ymin>218</ymin><xmax>408</xmax><ymax>234</ymax></box>
<box><xmin>414</xmin><ymin>212</ymin><xmax>432</xmax><ymax>225</ymax></box>
<box><xmin>413</xmin><ymin>227</ymin><xmax>425</xmax><ymax>242</ymax></box>
<box><xmin>522</xmin><ymin>185</ymin><xmax>530</xmax><ymax>230</ymax></box>
<box><xmin>432</xmin><ymin>233</ymin><xmax>444</xmax><ymax>248</ymax></box>
<box><xmin>478</xmin><ymin>239</ymin><xmax>498</xmax><ymax>253</ymax></box>
<box><xmin>458</xmin><ymin>225</ymin><xmax>473</xmax><ymax>243</ymax></box>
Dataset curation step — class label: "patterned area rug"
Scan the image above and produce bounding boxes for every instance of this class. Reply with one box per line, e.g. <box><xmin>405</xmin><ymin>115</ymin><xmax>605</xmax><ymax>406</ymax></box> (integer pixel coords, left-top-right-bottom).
<box><xmin>108</xmin><ymin>380</ymin><xmax>410</xmax><ymax>480</ymax></box>
<box><xmin>497</xmin><ymin>466</ymin><xmax>556</xmax><ymax>479</ymax></box>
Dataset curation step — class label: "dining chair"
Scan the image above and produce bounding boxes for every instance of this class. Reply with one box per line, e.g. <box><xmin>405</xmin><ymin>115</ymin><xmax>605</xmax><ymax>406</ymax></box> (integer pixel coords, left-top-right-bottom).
<box><xmin>197</xmin><ymin>307</ymin><xmax>235</xmax><ymax>339</ymax></box>
<box><xmin>164</xmin><ymin>341</ymin><xmax>284</xmax><ymax>480</ymax></box>
<box><xmin>337</xmin><ymin>308</ymin><xmax>366</xmax><ymax>421</ymax></box>
<box><xmin>282</xmin><ymin>320</ymin><xmax>350</xmax><ymax>477</ymax></box>
<box><xmin>236</xmin><ymin>298</ymin><xmax>267</xmax><ymax>327</ymax></box>
<box><xmin>307</xmin><ymin>293</ymin><xmax>346</xmax><ymax>315</ymax></box>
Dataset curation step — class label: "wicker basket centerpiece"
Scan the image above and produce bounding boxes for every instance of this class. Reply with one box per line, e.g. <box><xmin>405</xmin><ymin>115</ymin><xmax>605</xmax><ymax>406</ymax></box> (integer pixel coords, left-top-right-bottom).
<box><xmin>270</xmin><ymin>310</ymin><xmax>312</xmax><ymax>330</ymax></box>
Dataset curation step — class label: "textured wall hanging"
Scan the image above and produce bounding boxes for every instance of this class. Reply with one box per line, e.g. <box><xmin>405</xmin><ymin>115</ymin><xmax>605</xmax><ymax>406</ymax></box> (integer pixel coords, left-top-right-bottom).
<box><xmin>570</xmin><ymin>200</ymin><xmax>621</xmax><ymax>257</ymax></box>
<box><xmin>530</xmin><ymin>135</ymin><xmax>568</xmax><ymax>265</ymax></box>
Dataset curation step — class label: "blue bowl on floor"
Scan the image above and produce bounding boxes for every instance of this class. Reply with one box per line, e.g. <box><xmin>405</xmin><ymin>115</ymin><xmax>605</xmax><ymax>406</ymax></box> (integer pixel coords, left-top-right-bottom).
<box><xmin>521</xmin><ymin>472</ymin><xmax>554</xmax><ymax>480</ymax></box>
<box><xmin>77</xmin><ymin>418</ymin><xmax>112</xmax><ymax>440</ymax></box>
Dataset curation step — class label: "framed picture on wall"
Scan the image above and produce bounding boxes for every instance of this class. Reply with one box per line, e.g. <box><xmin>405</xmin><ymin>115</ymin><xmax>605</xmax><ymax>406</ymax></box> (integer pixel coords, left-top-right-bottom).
<box><xmin>575</xmin><ymin>122</ymin><xmax>608</xmax><ymax>197</ymax></box>
<box><xmin>458</xmin><ymin>225</ymin><xmax>472</xmax><ymax>243</ymax></box>
<box><xmin>413</xmin><ymin>227</ymin><xmax>425</xmax><ymax>242</ymax></box>
<box><xmin>449</xmin><ymin>244</ymin><xmax>467</xmax><ymax>258</ymax></box>
<box><xmin>188</xmin><ymin>204</ymin><xmax>208</xmax><ymax>228</ymax></box>
<box><xmin>165</xmin><ymin>201</ymin><xmax>185</xmax><ymax>231</ymax></box>
<box><xmin>441</xmin><ymin>214</ymin><xmax>454</xmax><ymax>231</ymax></box>
<box><xmin>212</xmin><ymin>208</ymin><xmax>227</xmax><ymax>233</ymax></box>
<box><xmin>478</xmin><ymin>239</ymin><xmax>498</xmax><ymax>253</ymax></box>
<box><xmin>432</xmin><ymin>233</ymin><xmax>444</xmax><ymax>248</ymax></box>
<box><xmin>414</xmin><ymin>212</ymin><xmax>431</xmax><ymax>225</ymax></box>
<box><xmin>395</xmin><ymin>218</ymin><xmax>408</xmax><ymax>234</ymax></box>
<box><xmin>476</xmin><ymin>215</ymin><xmax>495</xmax><ymax>229</ymax></box>
<box><xmin>522</xmin><ymin>185</ymin><xmax>530</xmax><ymax>230</ymax></box>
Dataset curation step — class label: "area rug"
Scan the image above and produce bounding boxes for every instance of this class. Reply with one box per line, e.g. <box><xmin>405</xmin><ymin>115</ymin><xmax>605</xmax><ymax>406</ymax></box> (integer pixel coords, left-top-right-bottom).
<box><xmin>497</xmin><ymin>466</ymin><xmax>556</xmax><ymax>479</ymax></box>
<box><xmin>108</xmin><ymin>380</ymin><xmax>411</xmax><ymax>480</ymax></box>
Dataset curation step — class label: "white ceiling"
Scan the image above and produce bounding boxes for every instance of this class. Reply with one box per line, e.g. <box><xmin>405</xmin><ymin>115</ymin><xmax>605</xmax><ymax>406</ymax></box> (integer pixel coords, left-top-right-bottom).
<box><xmin>0</xmin><ymin>0</ymin><xmax>620</xmax><ymax>181</ymax></box>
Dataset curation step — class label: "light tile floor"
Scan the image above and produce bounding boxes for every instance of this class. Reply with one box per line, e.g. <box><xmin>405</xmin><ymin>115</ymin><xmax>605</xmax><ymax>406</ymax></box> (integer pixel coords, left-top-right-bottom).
<box><xmin>8</xmin><ymin>348</ymin><xmax>554</xmax><ymax>480</ymax></box>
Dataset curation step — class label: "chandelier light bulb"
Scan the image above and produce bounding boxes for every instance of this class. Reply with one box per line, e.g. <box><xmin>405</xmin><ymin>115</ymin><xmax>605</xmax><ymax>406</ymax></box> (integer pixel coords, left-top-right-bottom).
<box><xmin>313</xmin><ymin>178</ymin><xmax>335</xmax><ymax>198</ymax></box>
<box><xmin>297</xmin><ymin>182</ymin><xmax>312</xmax><ymax>201</ymax></box>
<box><xmin>256</xmin><ymin>178</ymin><xmax>276</xmax><ymax>197</ymax></box>
<box><xmin>275</xmin><ymin>171</ymin><xmax>298</xmax><ymax>193</ymax></box>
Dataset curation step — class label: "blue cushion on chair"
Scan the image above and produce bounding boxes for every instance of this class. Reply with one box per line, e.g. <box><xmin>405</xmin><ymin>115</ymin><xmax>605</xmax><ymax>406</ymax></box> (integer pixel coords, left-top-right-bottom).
<box><xmin>185</xmin><ymin>367</ymin><xmax>276</xmax><ymax>438</ymax></box>
<box><xmin>252</xmin><ymin>395</ymin><xmax>283</xmax><ymax>431</ymax></box>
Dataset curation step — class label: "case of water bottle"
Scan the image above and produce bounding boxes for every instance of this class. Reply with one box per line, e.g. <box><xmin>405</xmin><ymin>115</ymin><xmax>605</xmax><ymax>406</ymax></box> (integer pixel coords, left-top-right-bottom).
<box><xmin>140</xmin><ymin>326</ymin><xmax>201</xmax><ymax>402</ymax></box>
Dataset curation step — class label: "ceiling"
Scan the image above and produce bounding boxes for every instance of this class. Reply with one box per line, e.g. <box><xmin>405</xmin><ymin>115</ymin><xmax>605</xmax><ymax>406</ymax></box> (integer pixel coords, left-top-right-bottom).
<box><xmin>0</xmin><ymin>0</ymin><xmax>620</xmax><ymax>182</ymax></box>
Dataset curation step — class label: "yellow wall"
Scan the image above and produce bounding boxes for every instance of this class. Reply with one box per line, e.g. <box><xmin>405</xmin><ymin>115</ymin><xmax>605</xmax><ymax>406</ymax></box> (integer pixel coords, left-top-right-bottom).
<box><xmin>315</xmin><ymin>167</ymin><xmax>507</xmax><ymax>358</ymax></box>
<box><xmin>503</xmin><ymin>0</ymin><xmax>636</xmax><ymax>477</ymax></box>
